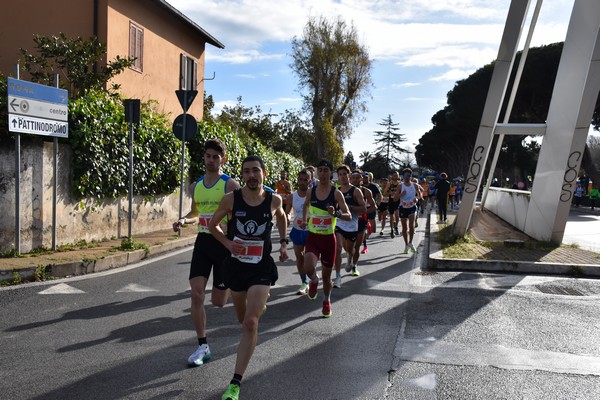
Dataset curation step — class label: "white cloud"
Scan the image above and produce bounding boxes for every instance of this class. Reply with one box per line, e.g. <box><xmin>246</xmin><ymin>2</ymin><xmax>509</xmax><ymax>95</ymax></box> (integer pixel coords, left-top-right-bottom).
<box><xmin>392</xmin><ymin>82</ymin><xmax>420</xmax><ymax>88</ymax></box>
<box><xmin>429</xmin><ymin>68</ymin><xmax>475</xmax><ymax>82</ymax></box>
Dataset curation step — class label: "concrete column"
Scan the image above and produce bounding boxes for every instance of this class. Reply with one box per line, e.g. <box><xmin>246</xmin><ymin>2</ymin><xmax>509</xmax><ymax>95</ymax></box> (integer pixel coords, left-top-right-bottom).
<box><xmin>524</xmin><ymin>0</ymin><xmax>600</xmax><ymax>242</ymax></box>
<box><xmin>454</xmin><ymin>0</ymin><xmax>531</xmax><ymax>235</ymax></box>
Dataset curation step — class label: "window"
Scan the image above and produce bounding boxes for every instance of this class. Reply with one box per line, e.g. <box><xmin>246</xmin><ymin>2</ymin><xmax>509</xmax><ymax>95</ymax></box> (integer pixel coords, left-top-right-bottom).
<box><xmin>129</xmin><ymin>22</ymin><xmax>144</xmax><ymax>72</ymax></box>
<box><xmin>180</xmin><ymin>54</ymin><xmax>198</xmax><ymax>90</ymax></box>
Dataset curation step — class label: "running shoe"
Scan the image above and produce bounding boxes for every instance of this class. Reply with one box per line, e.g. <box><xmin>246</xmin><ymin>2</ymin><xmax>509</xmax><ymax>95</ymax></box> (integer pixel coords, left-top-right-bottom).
<box><xmin>222</xmin><ymin>383</ymin><xmax>240</xmax><ymax>400</ymax></box>
<box><xmin>380</xmin><ymin>231</ymin><xmax>384</xmax><ymax>236</ymax></box>
<box><xmin>345</xmin><ymin>261</ymin><xmax>352</xmax><ymax>273</ymax></box>
<box><xmin>361</xmin><ymin>245</ymin><xmax>368</xmax><ymax>254</ymax></box>
<box><xmin>188</xmin><ymin>344</ymin><xmax>211</xmax><ymax>366</ymax></box>
<box><xmin>394</xmin><ymin>227</ymin><xmax>399</xmax><ymax>235</ymax></box>
<box><xmin>321</xmin><ymin>300</ymin><xmax>332</xmax><ymax>318</ymax></box>
<box><xmin>307</xmin><ymin>276</ymin><xmax>319</xmax><ymax>300</ymax></box>
<box><xmin>296</xmin><ymin>282</ymin><xmax>309</xmax><ymax>295</ymax></box>
<box><xmin>333</xmin><ymin>275</ymin><xmax>342</xmax><ymax>288</ymax></box>
<box><xmin>408</xmin><ymin>243</ymin><xmax>416</xmax><ymax>253</ymax></box>
<box><xmin>415</xmin><ymin>220</ymin><xmax>419</xmax><ymax>228</ymax></box>
<box><xmin>351</xmin><ymin>265</ymin><xmax>360</xmax><ymax>276</ymax></box>
<box><xmin>391</xmin><ymin>230</ymin><xmax>395</xmax><ymax>238</ymax></box>
<box><xmin>403</xmin><ymin>245</ymin><xmax>409</xmax><ymax>254</ymax></box>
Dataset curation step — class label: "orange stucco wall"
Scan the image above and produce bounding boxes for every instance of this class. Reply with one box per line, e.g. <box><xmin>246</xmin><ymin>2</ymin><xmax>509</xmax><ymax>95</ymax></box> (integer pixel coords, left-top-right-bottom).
<box><xmin>105</xmin><ymin>0</ymin><xmax>205</xmax><ymax>119</ymax></box>
<box><xmin>0</xmin><ymin>1</ymin><xmax>95</xmax><ymax>78</ymax></box>
<box><xmin>0</xmin><ymin>0</ymin><xmax>206</xmax><ymax>120</ymax></box>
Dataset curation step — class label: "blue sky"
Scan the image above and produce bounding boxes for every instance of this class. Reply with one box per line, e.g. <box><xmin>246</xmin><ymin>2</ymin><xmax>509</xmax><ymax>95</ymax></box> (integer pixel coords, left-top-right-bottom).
<box><xmin>168</xmin><ymin>0</ymin><xmax>577</xmax><ymax>161</ymax></box>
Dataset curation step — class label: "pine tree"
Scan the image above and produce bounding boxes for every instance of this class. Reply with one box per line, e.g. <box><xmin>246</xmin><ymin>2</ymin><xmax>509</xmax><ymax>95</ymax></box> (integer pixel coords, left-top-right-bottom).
<box><xmin>373</xmin><ymin>115</ymin><xmax>408</xmax><ymax>175</ymax></box>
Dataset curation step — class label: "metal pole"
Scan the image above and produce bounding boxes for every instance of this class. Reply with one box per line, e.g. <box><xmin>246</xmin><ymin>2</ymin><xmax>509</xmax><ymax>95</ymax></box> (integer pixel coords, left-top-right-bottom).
<box><xmin>14</xmin><ymin>64</ymin><xmax>20</xmax><ymax>255</ymax></box>
<box><xmin>52</xmin><ymin>74</ymin><xmax>59</xmax><ymax>250</ymax></box>
<box><xmin>128</xmin><ymin>117</ymin><xmax>134</xmax><ymax>239</ymax></box>
<box><xmin>178</xmin><ymin>92</ymin><xmax>188</xmax><ymax>237</ymax></box>
<box><xmin>481</xmin><ymin>0</ymin><xmax>543</xmax><ymax>207</ymax></box>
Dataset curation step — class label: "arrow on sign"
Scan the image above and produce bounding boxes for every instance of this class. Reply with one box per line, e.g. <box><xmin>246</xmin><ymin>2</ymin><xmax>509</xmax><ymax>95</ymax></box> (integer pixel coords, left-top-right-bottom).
<box><xmin>9</xmin><ymin>98</ymin><xmax>19</xmax><ymax>112</ymax></box>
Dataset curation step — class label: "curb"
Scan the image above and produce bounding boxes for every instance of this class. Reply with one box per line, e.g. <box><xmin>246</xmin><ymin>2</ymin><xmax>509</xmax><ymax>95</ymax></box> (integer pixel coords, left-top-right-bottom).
<box><xmin>426</xmin><ymin>214</ymin><xmax>600</xmax><ymax>277</ymax></box>
<box><xmin>0</xmin><ymin>235</ymin><xmax>196</xmax><ymax>284</ymax></box>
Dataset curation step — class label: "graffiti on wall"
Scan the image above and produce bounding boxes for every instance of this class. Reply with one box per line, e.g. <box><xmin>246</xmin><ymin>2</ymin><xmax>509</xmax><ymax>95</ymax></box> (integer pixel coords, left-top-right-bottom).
<box><xmin>560</xmin><ymin>151</ymin><xmax>582</xmax><ymax>202</ymax></box>
<box><xmin>464</xmin><ymin>145</ymin><xmax>486</xmax><ymax>194</ymax></box>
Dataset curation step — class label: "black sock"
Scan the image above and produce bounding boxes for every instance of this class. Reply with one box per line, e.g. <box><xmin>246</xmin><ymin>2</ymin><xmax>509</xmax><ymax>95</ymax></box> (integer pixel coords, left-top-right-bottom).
<box><xmin>230</xmin><ymin>373</ymin><xmax>243</xmax><ymax>386</ymax></box>
<box><xmin>198</xmin><ymin>337</ymin><xmax>207</xmax><ymax>346</ymax></box>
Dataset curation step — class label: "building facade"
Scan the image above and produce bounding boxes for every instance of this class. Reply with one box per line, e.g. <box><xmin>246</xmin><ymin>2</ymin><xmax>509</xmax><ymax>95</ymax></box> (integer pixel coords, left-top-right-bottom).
<box><xmin>0</xmin><ymin>0</ymin><xmax>224</xmax><ymax>119</ymax></box>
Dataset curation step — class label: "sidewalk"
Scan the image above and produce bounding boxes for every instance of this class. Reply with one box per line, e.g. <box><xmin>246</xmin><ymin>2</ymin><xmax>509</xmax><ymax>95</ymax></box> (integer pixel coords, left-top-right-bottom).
<box><xmin>427</xmin><ymin>207</ymin><xmax>600</xmax><ymax>277</ymax></box>
<box><xmin>1</xmin><ymin>206</ymin><xmax>599</xmax><ymax>285</ymax></box>
<box><xmin>0</xmin><ymin>226</ymin><xmax>198</xmax><ymax>284</ymax></box>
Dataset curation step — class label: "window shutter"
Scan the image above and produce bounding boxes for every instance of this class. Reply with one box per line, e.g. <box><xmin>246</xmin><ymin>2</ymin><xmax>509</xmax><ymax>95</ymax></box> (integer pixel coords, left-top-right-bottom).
<box><xmin>137</xmin><ymin>29</ymin><xmax>144</xmax><ymax>70</ymax></box>
<box><xmin>180</xmin><ymin>54</ymin><xmax>186</xmax><ymax>90</ymax></box>
<box><xmin>192</xmin><ymin>60</ymin><xmax>198</xmax><ymax>89</ymax></box>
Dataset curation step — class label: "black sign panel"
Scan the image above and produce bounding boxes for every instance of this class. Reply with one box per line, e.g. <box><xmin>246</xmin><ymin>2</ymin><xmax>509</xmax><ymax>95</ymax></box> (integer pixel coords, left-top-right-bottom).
<box><xmin>175</xmin><ymin>90</ymin><xmax>198</xmax><ymax>112</ymax></box>
<box><xmin>173</xmin><ymin>113</ymin><xmax>198</xmax><ymax>141</ymax></box>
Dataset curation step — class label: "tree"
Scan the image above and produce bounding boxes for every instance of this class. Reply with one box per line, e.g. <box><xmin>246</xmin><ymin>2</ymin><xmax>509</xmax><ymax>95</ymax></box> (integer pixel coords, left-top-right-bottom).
<box><xmin>19</xmin><ymin>32</ymin><xmax>134</xmax><ymax>98</ymax></box>
<box><xmin>416</xmin><ymin>43</ymin><xmax>568</xmax><ymax>179</ymax></box>
<box><xmin>290</xmin><ymin>16</ymin><xmax>373</xmax><ymax>163</ymax></box>
<box><xmin>359</xmin><ymin>151</ymin><xmax>372</xmax><ymax>166</ymax></box>
<box><xmin>373</xmin><ymin>115</ymin><xmax>408</xmax><ymax>175</ymax></box>
<box><xmin>343</xmin><ymin>151</ymin><xmax>356</xmax><ymax>169</ymax></box>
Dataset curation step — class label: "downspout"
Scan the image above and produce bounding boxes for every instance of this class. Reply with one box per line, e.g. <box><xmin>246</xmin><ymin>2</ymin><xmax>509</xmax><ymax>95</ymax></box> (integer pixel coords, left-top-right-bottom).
<box><xmin>93</xmin><ymin>0</ymin><xmax>99</xmax><ymax>73</ymax></box>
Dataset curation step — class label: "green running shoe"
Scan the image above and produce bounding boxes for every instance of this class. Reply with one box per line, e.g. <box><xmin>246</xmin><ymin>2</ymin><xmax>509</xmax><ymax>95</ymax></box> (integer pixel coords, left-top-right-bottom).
<box><xmin>222</xmin><ymin>383</ymin><xmax>240</xmax><ymax>400</ymax></box>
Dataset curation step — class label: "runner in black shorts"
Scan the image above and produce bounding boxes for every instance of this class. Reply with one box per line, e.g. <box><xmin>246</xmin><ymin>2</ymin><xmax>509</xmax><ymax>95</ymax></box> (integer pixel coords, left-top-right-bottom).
<box><xmin>209</xmin><ymin>155</ymin><xmax>288</xmax><ymax>400</ymax></box>
<box><xmin>172</xmin><ymin>138</ymin><xmax>239</xmax><ymax>367</ymax></box>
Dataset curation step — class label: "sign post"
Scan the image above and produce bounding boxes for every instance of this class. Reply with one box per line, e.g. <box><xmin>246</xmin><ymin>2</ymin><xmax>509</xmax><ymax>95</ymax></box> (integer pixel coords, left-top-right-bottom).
<box><xmin>174</xmin><ymin>90</ymin><xmax>198</xmax><ymax>235</ymax></box>
<box><xmin>124</xmin><ymin>99</ymin><xmax>141</xmax><ymax>239</ymax></box>
<box><xmin>8</xmin><ymin>74</ymin><xmax>68</xmax><ymax>254</ymax></box>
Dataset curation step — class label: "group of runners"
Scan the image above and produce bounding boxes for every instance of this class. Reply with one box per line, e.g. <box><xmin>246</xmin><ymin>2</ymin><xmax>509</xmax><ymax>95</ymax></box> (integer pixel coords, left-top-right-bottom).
<box><xmin>172</xmin><ymin>138</ymin><xmax>431</xmax><ymax>400</ymax></box>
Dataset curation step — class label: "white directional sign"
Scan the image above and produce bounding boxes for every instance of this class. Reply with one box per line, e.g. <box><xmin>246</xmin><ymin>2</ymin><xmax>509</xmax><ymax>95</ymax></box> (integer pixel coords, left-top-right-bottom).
<box><xmin>9</xmin><ymin>114</ymin><xmax>68</xmax><ymax>137</ymax></box>
<box><xmin>7</xmin><ymin>77</ymin><xmax>69</xmax><ymax>138</ymax></box>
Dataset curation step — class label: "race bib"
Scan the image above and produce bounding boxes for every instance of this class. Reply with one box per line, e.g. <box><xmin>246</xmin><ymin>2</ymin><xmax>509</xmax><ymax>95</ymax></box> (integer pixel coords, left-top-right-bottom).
<box><xmin>311</xmin><ymin>215</ymin><xmax>333</xmax><ymax>230</ymax></box>
<box><xmin>197</xmin><ymin>213</ymin><xmax>213</xmax><ymax>233</ymax></box>
<box><xmin>401</xmin><ymin>199</ymin><xmax>416</xmax><ymax>208</ymax></box>
<box><xmin>231</xmin><ymin>236</ymin><xmax>264</xmax><ymax>264</ymax></box>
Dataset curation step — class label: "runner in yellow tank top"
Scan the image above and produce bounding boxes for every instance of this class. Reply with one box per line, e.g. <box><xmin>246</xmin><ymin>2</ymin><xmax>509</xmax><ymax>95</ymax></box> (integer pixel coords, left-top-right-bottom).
<box><xmin>172</xmin><ymin>138</ymin><xmax>239</xmax><ymax>367</ymax></box>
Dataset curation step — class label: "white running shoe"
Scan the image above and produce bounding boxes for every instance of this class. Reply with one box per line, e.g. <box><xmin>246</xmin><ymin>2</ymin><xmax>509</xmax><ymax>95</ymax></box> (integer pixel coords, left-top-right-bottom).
<box><xmin>333</xmin><ymin>275</ymin><xmax>342</xmax><ymax>288</ymax></box>
<box><xmin>188</xmin><ymin>344</ymin><xmax>211</xmax><ymax>366</ymax></box>
<box><xmin>403</xmin><ymin>245</ymin><xmax>409</xmax><ymax>254</ymax></box>
<box><xmin>408</xmin><ymin>243</ymin><xmax>416</xmax><ymax>252</ymax></box>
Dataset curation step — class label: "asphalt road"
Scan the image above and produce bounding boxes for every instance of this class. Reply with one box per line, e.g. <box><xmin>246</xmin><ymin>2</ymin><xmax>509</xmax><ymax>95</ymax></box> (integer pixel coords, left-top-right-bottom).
<box><xmin>1</xmin><ymin>215</ymin><xmax>600</xmax><ymax>400</ymax></box>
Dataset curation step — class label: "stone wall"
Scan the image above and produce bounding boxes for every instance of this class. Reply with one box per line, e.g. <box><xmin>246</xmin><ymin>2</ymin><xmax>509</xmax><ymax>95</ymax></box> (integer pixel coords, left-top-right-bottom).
<box><xmin>0</xmin><ymin>141</ymin><xmax>191</xmax><ymax>253</ymax></box>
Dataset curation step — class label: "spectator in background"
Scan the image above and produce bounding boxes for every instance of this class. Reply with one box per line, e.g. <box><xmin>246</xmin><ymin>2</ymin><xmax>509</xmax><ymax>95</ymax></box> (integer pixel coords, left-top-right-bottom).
<box><xmin>589</xmin><ymin>185</ymin><xmax>599</xmax><ymax>210</ymax></box>
<box><xmin>434</xmin><ymin>173</ymin><xmax>451</xmax><ymax>223</ymax></box>
<box><xmin>574</xmin><ymin>183</ymin><xmax>584</xmax><ymax>207</ymax></box>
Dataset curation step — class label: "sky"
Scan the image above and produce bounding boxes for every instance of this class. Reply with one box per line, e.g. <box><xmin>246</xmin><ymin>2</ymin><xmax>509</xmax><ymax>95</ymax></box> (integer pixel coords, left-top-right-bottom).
<box><xmin>167</xmin><ymin>0</ymin><xmax>578</xmax><ymax>162</ymax></box>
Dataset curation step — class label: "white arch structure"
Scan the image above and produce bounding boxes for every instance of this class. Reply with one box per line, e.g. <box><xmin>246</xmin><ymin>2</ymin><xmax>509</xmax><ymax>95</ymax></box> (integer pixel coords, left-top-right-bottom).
<box><xmin>454</xmin><ymin>0</ymin><xmax>600</xmax><ymax>243</ymax></box>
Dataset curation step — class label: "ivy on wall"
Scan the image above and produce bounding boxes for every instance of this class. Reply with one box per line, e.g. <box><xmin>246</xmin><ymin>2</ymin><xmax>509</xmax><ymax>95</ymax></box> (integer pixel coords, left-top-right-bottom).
<box><xmin>188</xmin><ymin>120</ymin><xmax>305</xmax><ymax>188</ymax></box>
<box><xmin>69</xmin><ymin>89</ymin><xmax>183</xmax><ymax>199</ymax></box>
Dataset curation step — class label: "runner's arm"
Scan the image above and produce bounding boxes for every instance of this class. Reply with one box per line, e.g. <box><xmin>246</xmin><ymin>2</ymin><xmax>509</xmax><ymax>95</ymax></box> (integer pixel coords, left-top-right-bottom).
<box><xmin>173</xmin><ymin>181</ymin><xmax>199</xmax><ymax>231</ymax></box>
<box><xmin>272</xmin><ymin>194</ymin><xmax>289</xmax><ymax>262</ymax></box>
<box><xmin>333</xmin><ymin>189</ymin><xmax>352</xmax><ymax>221</ymax></box>
<box><xmin>301</xmin><ymin>188</ymin><xmax>312</xmax><ymax>229</ymax></box>
<box><xmin>208</xmin><ymin>192</ymin><xmax>237</xmax><ymax>253</ymax></box>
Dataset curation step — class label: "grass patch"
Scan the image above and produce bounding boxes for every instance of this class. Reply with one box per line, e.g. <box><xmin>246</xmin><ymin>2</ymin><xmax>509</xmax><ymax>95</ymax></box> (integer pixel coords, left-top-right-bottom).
<box><xmin>0</xmin><ymin>247</ymin><xmax>21</xmax><ymax>259</ymax></box>
<box><xmin>118</xmin><ymin>237</ymin><xmax>149</xmax><ymax>251</ymax></box>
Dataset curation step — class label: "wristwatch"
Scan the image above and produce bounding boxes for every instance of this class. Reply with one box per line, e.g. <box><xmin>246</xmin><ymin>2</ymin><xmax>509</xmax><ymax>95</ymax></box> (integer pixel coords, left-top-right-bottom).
<box><xmin>279</xmin><ymin>238</ymin><xmax>289</xmax><ymax>244</ymax></box>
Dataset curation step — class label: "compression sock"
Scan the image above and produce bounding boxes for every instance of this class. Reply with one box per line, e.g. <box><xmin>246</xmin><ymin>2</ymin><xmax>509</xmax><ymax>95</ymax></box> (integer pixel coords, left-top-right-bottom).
<box><xmin>230</xmin><ymin>373</ymin><xmax>243</xmax><ymax>386</ymax></box>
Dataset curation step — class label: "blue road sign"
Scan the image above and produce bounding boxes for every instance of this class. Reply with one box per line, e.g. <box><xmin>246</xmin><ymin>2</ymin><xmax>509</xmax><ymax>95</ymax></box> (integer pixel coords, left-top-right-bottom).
<box><xmin>7</xmin><ymin>77</ymin><xmax>68</xmax><ymax>104</ymax></box>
